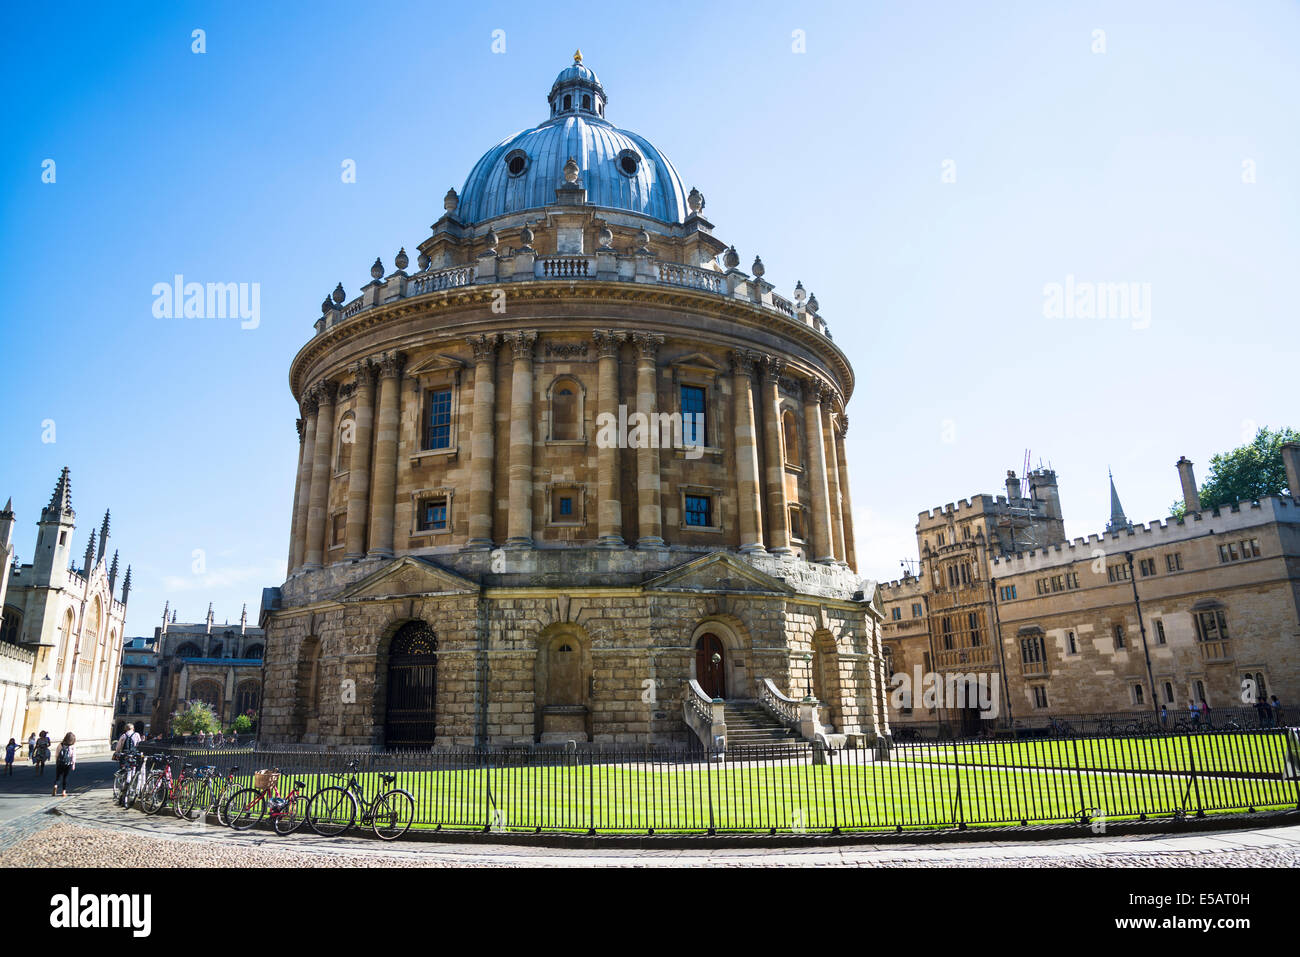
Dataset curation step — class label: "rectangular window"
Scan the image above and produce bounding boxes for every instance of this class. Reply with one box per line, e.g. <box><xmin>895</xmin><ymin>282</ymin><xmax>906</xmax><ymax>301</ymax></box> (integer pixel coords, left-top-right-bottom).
<box><xmin>1107</xmin><ymin>563</ymin><xmax>1130</xmax><ymax>583</ymax></box>
<box><xmin>999</xmin><ymin>584</ymin><xmax>1017</xmax><ymax>601</ymax></box>
<box><xmin>891</xmin><ymin>607</ymin><xmax>902</xmax><ymax>620</ymax></box>
<box><xmin>1067</xmin><ymin>631</ymin><xmax>1077</xmax><ymax>655</ymax></box>
<box><xmin>1194</xmin><ymin>609</ymin><xmax>1229</xmax><ymax>642</ymax></box>
<box><xmin>558</xmin><ymin>496</ymin><xmax>573</xmax><ymax>517</ymax></box>
<box><xmin>911</xmin><ymin>603</ymin><xmax>923</xmax><ymax>618</ymax></box>
<box><xmin>424</xmin><ymin>388</ymin><xmax>452</xmax><ymax>450</ymax></box>
<box><xmin>1114</xmin><ymin>624</ymin><xmax>1125</xmax><ymax>649</ymax></box>
<box><xmin>1020</xmin><ymin>636</ymin><xmax>1045</xmax><ymax>664</ymax></box>
<box><xmin>1050</xmin><ymin>575</ymin><xmax>1064</xmax><ymax>592</ymax></box>
<box><xmin>789</xmin><ymin>506</ymin><xmax>804</xmax><ymax>541</ymax></box>
<box><xmin>1166</xmin><ymin>552</ymin><xmax>1183</xmax><ymax>572</ymax></box>
<box><xmin>331</xmin><ymin>512</ymin><xmax>346</xmax><ymax>546</ymax></box>
<box><xmin>417</xmin><ymin>496</ymin><xmax>448</xmax><ymax>532</ymax></box>
<box><xmin>941</xmin><ymin>617</ymin><xmax>953</xmax><ymax>650</ymax></box>
<box><xmin>1036</xmin><ymin>578</ymin><xmax>1047</xmax><ymax>596</ymax></box>
<box><xmin>1133</xmin><ymin>684</ymin><xmax>1145</xmax><ymax>704</ymax></box>
<box><xmin>1139</xmin><ymin>558</ymin><xmax>1156</xmax><ymax>577</ymax></box>
<box><xmin>968</xmin><ymin>612</ymin><xmax>981</xmax><ymax>647</ymax></box>
<box><xmin>684</xmin><ymin>494</ymin><xmax>712</xmax><ymax>528</ymax></box>
<box><xmin>680</xmin><ymin>385</ymin><xmax>706</xmax><ymax>447</ymax></box>
<box><xmin>1244</xmin><ymin>538</ymin><xmax>1260</xmax><ymax>557</ymax></box>
<box><xmin>1032</xmin><ymin>686</ymin><xmax>1048</xmax><ymax>709</ymax></box>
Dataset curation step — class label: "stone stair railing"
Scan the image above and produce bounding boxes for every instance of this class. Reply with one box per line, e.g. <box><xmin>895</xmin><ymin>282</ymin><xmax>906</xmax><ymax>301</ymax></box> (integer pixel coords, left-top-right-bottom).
<box><xmin>683</xmin><ymin>679</ymin><xmax>726</xmax><ymax>755</ymax></box>
<box><xmin>757</xmin><ymin>677</ymin><xmax>828</xmax><ymax>747</ymax></box>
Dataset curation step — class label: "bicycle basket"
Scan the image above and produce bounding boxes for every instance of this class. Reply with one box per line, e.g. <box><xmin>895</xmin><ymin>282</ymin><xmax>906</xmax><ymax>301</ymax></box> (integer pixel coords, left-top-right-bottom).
<box><xmin>253</xmin><ymin>768</ymin><xmax>279</xmax><ymax>790</ymax></box>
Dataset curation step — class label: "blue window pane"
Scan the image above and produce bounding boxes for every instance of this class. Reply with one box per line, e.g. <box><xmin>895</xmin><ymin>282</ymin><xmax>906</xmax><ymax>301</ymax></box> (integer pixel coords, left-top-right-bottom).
<box><xmin>426</xmin><ymin>389</ymin><xmax>452</xmax><ymax>449</ymax></box>
<box><xmin>559</xmin><ymin>497</ymin><xmax>572</xmax><ymax>516</ymax></box>
<box><xmin>685</xmin><ymin>495</ymin><xmax>711</xmax><ymax>527</ymax></box>
<box><xmin>680</xmin><ymin>386</ymin><xmax>706</xmax><ymax>446</ymax></box>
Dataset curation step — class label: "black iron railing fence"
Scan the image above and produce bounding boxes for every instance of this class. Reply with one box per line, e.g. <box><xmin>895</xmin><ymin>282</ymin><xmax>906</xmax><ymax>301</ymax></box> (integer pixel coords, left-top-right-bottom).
<box><xmin>140</xmin><ymin>728</ymin><xmax>1300</xmax><ymax>835</ymax></box>
<box><xmin>890</xmin><ymin>706</ymin><xmax>1282</xmax><ymax>742</ymax></box>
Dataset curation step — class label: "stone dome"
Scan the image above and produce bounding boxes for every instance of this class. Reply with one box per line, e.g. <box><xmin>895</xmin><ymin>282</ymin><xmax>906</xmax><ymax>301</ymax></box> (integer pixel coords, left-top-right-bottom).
<box><xmin>454</xmin><ymin>53</ymin><xmax>689</xmax><ymax>226</ymax></box>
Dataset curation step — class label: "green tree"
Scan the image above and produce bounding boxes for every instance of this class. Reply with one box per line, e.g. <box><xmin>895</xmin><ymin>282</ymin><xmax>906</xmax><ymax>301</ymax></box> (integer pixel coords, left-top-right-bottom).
<box><xmin>1171</xmin><ymin>426</ymin><xmax>1298</xmax><ymax>517</ymax></box>
<box><xmin>232</xmin><ymin>714</ymin><xmax>252</xmax><ymax>733</ymax></box>
<box><xmin>171</xmin><ymin>700</ymin><xmax>221</xmax><ymax>735</ymax></box>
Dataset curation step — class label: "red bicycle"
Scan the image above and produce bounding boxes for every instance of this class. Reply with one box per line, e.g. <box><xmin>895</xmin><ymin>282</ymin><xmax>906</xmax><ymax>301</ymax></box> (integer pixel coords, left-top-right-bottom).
<box><xmin>139</xmin><ymin>755</ymin><xmax>196</xmax><ymax>817</ymax></box>
<box><xmin>224</xmin><ymin>769</ymin><xmax>311</xmax><ymax>835</ymax></box>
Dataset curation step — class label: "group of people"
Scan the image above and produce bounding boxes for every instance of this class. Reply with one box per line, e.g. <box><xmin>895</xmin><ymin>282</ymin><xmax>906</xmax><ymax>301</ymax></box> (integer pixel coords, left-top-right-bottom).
<box><xmin>1156</xmin><ymin>694</ymin><xmax>1284</xmax><ymax>728</ymax></box>
<box><xmin>3</xmin><ymin>731</ymin><xmax>78</xmax><ymax>795</ymax></box>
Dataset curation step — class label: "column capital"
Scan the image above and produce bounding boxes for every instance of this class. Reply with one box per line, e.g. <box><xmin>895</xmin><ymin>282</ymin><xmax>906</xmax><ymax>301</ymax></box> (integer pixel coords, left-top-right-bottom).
<box><xmin>840</xmin><ymin>414</ymin><xmax>849</xmax><ymax>437</ymax></box>
<box><xmin>467</xmin><ymin>333</ymin><xmax>500</xmax><ymax>362</ymax></box>
<box><xmin>376</xmin><ymin>351</ymin><xmax>407</xmax><ymax>379</ymax></box>
<box><xmin>316</xmin><ymin>379</ymin><xmax>339</xmax><ymax>405</ymax></box>
<box><xmin>592</xmin><ymin>329</ymin><xmax>627</xmax><ymax>358</ymax></box>
<box><xmin>507</xmin><ymin>330</ymin><xmax>538</xmax><ymax>360</ymax></box>
<box><xmin>301</xmin><ymin>389</ymin><xmax>320</xmax><ymax>417</ymax></box>
<box><xmin>352</xmin><ymin>358</ymin><xmax>379</xmax><ymax>390</ymax></box>
<box><xmin>729</xmin><ymin>349</ymin><xmax>760</xmax><ymax>378</ymax></box>
<box><xmin>805</xmin><ymin>377</ymin><xmax>832</xmax><ymax>405</ymax></box>
<box><xmin>295</xmin><ymin>418</ymin><xmax>304</xmax><ymax>442</ymax></box>
<box><xmin>632</xmin><ymin>332</ymin><xmax>665</xmax><ymax>360</ymax></box>
<box><xmin>762</xmin><ymin>355</ymin><xmax>786</xmax><ymax>382</ymax></box>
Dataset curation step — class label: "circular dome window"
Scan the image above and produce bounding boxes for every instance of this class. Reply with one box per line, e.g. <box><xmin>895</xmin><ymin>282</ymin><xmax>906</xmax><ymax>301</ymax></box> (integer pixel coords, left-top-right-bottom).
<box><xmin>618</xmin><ymin>149</ymin><xmax>641</xmax><ymax>177</ymax></box>
<box><xmin>504</xmin><ymin>149</ymin><xmax>529</xmax><ymax>177</ymax></box>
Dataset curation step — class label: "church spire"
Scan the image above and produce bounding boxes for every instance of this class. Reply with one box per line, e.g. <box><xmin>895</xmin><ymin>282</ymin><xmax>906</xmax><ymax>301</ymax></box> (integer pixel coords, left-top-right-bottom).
<box><xmin>97</xmin><ymin>509</ymin><xmax>110</xmax><ymax>565</ymax></box>
<box><xmin>42</xmin><ymin>467</ymin><xmax>74</xmax><ymax>523</ymax></box>
<box><xmin>1105</xmin><ymin>469</ymin><xmax>1131</xmax><ymax>533</ymax></box>
<box><xmin>82</xmin><ymin>529</ymin><xmax>96</xmax><ymax>574</ymax></box>
<box><xmin>121</xmin><ymin>565</ymin><xmax>132</xmax><ymax>605</ymax></box>
<box><xmin>108</xmin><ymin>550</ymin><xmax>119</xmax><ymax>591</ymax></box>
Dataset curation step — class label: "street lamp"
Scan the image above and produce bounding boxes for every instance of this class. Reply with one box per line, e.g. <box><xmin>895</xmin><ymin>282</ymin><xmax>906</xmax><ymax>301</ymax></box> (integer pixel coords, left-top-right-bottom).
<box><xmin>802</xmin><ymin>652</ymin><xmax>814</xmax><ymax>701</ymax></box>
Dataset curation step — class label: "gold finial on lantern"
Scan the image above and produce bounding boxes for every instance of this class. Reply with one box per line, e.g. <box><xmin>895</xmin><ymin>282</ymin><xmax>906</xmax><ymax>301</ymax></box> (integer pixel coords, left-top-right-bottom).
<box><xmin>574</xmin><ymin>49</ymin><xmax>583</xmax><ymax>64</ymax></box>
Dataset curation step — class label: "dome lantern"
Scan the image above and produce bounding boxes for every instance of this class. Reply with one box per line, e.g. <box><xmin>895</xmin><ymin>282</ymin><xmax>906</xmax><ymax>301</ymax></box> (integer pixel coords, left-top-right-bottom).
<box><xmin>548</xmin><ymin>49</ymin><xmax>607</xmax><ymax>119</ymax></box>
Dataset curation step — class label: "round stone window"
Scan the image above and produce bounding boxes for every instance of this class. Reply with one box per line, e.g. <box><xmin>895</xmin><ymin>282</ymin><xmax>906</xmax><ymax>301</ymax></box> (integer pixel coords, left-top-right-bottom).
<box><xmin>505</xmin><ymin>149</ymin><xmax>529</xmax><ymax>177</ymax></box>
<box><xmin>618</xmin><ymin>149</ymin><xmax>640</xmax><ymax>177</ymax></box>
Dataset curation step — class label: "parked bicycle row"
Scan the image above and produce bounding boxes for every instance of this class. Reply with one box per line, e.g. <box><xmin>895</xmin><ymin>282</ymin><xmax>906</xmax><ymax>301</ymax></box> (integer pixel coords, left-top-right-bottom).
<box><xmin>111</xmin><ymin>752</ymin><xmax>415</xmax><ymax>840</ymax></box>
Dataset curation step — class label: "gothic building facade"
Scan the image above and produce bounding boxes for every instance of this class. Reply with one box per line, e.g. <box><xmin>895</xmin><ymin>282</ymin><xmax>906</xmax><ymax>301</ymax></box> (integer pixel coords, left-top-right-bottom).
<box><xmin>0</xmin><ymin>469</ymin><xmax>131</xmax><ymax>753</ymax></box>
<box><xmin>150</xmin><ymin>602</ymin><xmax>265</xmax><ymax>732</ymax></box>
<box><xmin>260</xmin><ymin>53</ymin><xmax>887</xmax><ymax>750</ymax></box>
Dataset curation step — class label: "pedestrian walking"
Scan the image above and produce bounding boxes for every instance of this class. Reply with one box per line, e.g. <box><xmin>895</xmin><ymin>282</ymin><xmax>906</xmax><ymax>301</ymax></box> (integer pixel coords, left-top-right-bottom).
<box><xmin>26</xmin><ymin>732</ymin><xmax>35</xmax><ymax>762</ymax></box>
<box><xmin>4</xmin><ymin>738</ymin><xmax>18</xmax><ymax>775</ymax></box>
<box><xmin>33</xmin><ymin>731</ymin><xmax>50</xmax><ymax>774</ymax></box>
<box><xmin>1271</xmin><ymin>695</ymin><xmax>1284</xmax><ymax>727</ymax></box>
<box><xmin>1159</xmin><ymin>704</ymin><xmax>1168</xmax><ymax>726</ymax></box>
<box><xmin>51</xmin><ymin>733</ymin><xmax>75</xmax><ymax>797</ymax></box>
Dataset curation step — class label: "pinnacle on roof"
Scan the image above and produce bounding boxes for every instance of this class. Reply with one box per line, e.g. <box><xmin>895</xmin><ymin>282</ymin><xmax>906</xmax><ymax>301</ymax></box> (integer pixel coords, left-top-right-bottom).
<box><xmin>42</xmin><ymin>467</ymin><xmax>74</xmax><ymax>521</ymax></box>
<box><xmin>1105</xmin><ymin>469</ymin><xmax>1131</xmax><ymax>533</ymax></box>
<box><xmin>121</xmin><ymin>565</ymin><xmax>132</xmax><ymax>604</ymax></box>
<box><xmin>82</xmin><ymin>529</ymin><xmax>96</xmax><ymax>574</ymax></box>
<box><xmin>97</xmin><ymin>509</ymin><xmax>110</xmax><ymax>564</ymax></box>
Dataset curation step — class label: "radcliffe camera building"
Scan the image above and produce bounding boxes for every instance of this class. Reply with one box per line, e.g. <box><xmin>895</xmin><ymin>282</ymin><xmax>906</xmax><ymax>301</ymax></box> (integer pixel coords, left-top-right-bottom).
<box><xmin>880</xmin><ymin>446</ymin><xmax>1300</xmax><ymax>731</ymax></box>
<box><xmin>260</xmin><ymin>54</ymin><xmax>888</xmax><ymax>750</ymax></box>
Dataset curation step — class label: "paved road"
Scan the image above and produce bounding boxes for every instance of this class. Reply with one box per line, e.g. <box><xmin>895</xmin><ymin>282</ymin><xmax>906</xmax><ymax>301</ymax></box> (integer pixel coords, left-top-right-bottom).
<box><xmin>2</xmin><ymin>775</ymin><xmax>1299</xmax><ymax>867</ymax></box>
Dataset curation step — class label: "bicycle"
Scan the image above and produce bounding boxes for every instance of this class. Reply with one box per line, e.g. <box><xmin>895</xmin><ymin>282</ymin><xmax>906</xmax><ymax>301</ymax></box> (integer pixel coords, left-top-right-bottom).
<box><xmin>307</xmin><ymin>761</ymin><xmax>415</xmax><ymax>841</ymax></box>
<box><xmin>122</xmin><ymin>751</ymin><xmax>161</xmax><ymax>809</ymax></box>
<box><xmin>225</xmin><ymin>768</ymin><xmax>311</xmax><ymax>835</ymax></box>
<box><xmin>112</xmin><ymin>752</ymin><xmax>144</xmax><ymax>804</ymax></box>
<box><xmin>140</xmin><ymin>755</ymin><xmax>196</xmax><ymax>816</ymax></box>
<box><xmin>176</xmin><ymin>764</ymin><xmax>241</xmax><ymax>824</ymax></box>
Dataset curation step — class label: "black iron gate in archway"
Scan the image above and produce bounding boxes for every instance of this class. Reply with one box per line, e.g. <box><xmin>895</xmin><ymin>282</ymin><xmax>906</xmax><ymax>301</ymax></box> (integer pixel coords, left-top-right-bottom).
<box><xmin>384</xmin><ymin>621</ymin><xmax>438</xmax><ymax>749</ymax></box>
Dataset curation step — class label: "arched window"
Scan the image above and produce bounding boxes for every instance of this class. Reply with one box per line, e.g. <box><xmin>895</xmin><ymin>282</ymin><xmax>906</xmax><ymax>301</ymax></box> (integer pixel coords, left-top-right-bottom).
<box><xmin>234</xmin><ymin>680</ymin><xmax>261</xmax><ymax>718</ymax></box>
<box><xmin>336</xmin><ymin>415</ymin><xmax>354</xmax><ymax>472</ymax></box>
<box><xmin>209</xmin><ymin>642</ymin><xmax>223</xmax><ymax>659</ymax></box>
<box><xmin>550</xmin><ymin>377</ymin><xmax>582</xmax><ymax>440</ymax></box>
<box><xmin>175</xmin><ymin>643</ymin><xmax>202</xmax><ymax>659</ymax></box>
<box><xmin>782</xmin><ymin>410</ymin><xmax>800</xmax><ymax>467</ymax></box>
<box><xmin>0</xmin><ymin>606</ymin><xmax>21</xmax><ymax>644</ymax></box>
<box><xmin>563</xmin><ymin>94</ymin><xmax>571</xmax><ymax>111</ymax></box>
<box><xmin>245</xmin><ymin>644</ymin><xmax>264</xmax><ymax>660</ymax></box>
<box><xmin>189</xmin><ymin>680</ymin><xmax>223</xmax><ymax>719</ymax></box>
<box><xmin>582</xmin><ymin>94</ymin><xmax>591</xmax><ymax>110</ymax></box>
<box><xmin>1195</xmin><ymin>680</ymin><xmax>1206</xmax><ymax>703</ymax></box>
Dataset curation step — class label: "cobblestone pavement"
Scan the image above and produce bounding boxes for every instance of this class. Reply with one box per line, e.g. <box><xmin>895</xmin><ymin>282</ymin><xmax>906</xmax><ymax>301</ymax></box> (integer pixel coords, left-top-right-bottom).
<box><xmin>3</xmin><ymin>784</ymin><xmax>1299</xmax><ymax>867</ymax></box>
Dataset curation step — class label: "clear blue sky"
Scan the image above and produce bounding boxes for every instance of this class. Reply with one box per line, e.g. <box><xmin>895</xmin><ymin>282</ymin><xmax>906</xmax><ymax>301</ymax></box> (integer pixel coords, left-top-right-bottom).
<box><xmin>2</xmin><ymin>1</ymin><xmax>1296</xmax><ymax>631</ymax></box>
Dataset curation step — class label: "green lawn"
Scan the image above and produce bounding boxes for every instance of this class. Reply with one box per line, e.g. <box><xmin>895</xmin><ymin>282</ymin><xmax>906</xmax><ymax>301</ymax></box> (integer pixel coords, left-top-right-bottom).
<box><xmin>230</xmin><ymin>751</ymin><xmax>1298</xmax><ymax>834</ymax></box>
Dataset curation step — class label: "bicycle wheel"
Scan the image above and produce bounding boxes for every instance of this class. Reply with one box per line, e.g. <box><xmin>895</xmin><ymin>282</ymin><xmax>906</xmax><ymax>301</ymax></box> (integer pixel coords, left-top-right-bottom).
<box><xmin>215</xmin><ymin>783</ymin><xmax>236</xmax><ymax>827</ymax></box>
<box><xmin>307</xmin><ymin>786</ymin><xmax>357</xmax><ymax>837</ymax></box>
<box><xmin>174</xmin><ymin>777</ymin><xmax>207</xmax><ymax>821</ymax></box>
<box><xmin>112</xmin><ymin>769</ymin><xmax>128</xmax><ymax>803</ymax></box>
<box><xmin>225</xmin><ymin>787</ymin><xmax>267</xmax><ymax>831</ymax></box>
<box><xmin>371</xmin><ymin>789</ymin><xmax>415</xmax><ymax>841</ymax></box>
<box><xmin>140</xmin><ymin>776</ymin><xmax>169</xmax><ymax>816</ymax></box>
<box><xmin>272</xmin><ymin>795</ymin><xmax>308</xmax><ymax>836</ymax></box>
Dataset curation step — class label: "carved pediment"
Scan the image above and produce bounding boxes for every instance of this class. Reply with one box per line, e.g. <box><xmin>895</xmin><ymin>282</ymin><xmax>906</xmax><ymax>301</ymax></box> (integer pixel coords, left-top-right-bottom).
<box><xmin>643</xmin><ymin>552</ymin><xmax>793</xmax><ymax>595</ymax></box>
<box><xmin>333</xmin><ymin>556</ymin><xmax>479</xmax><ymax>603</ymax></box>
<box><xmin>668</xmin><ymin>352</ymin><xmax>725</xmax><ymax>375</ymax></box>
<box><xmin>405</xmin><ymin>353</ymin><xmax>467</xmax><ymax>378</ymax></box>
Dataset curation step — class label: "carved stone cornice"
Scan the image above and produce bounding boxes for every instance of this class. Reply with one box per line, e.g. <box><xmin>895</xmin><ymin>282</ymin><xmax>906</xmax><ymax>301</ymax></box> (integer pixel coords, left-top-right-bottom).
<box><xmin>467</xmin><ymin>333</ymin><xmax>500</xmax><ymax>363</ymax></box>
<box><xmin>762</xmin><ymin>355</ymin><xmax>786</xmax><ymax>383</ymax></box>
<box><xmin>295</xmin><ymin>418</ymin><xmax>304</xmax><ymax>442</ymax></box>
<box><xmin>632</xmin><ymin>332</ymin><xmax>665</xmax><ymax>361</ymax></box>
<box><xmin>840</xmin><ymin>414</ymin><xmax>849</xmax><ymax>438</ymax></box>
<box><xmin>507</xmin><ymin>331</ymin><xmax>538</xmax><ymax>361</ymax></box>
<box><xmin>377</xmin><ymin>351</ymin><xmax>407</xmax><ymax>379</ymax></box>
<box><xmin>592</xmin><ymin>329</ymin><xmax>626</xmax><ymax>359</ymax></box>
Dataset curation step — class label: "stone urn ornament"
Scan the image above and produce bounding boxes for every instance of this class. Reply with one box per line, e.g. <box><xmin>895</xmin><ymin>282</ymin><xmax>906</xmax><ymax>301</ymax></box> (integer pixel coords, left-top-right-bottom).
<box><xmin>444</xmin><ymin>188</ymin><xmax>459</xmax><ymax>213</ymax></box>
<box><xmin>332</xmin><ymin>283</ymin><xmax>346</xmax><ymax>304</ymax></box>
<box><xmin>563</xmin><ymin>156</ymin><xmax>580</xmax><ymax>185</ymax></box>
<box><xmin>370</xmin><ymin>258</ymin><xmax>384</xmax><ymax>280</ymax></box>
<box><xmin>394</xmin><ymin>247</ymin><xmax>409</xmax><ymax>271</ymax></box>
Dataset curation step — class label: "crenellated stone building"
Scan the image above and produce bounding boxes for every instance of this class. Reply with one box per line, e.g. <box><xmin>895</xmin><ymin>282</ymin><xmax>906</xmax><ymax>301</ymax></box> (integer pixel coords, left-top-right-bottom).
<box><xmin>880</xmin><ymin>447</ymin><xmax>1300</xmax><ymax>731</ymax></box>
<box><xmin>151</xmin><ymin>602</ymin><xmax>265</xmax><ymax>732</ymax></box>
<box><xmin>0</xmin><ymin>469</ymin><xmax>131</xmax><ymax>754</ymax></box>
<box><xmin>259</xmin><ymin>53</ymin><xmax>887</xmax><ymax>750</ymax></box>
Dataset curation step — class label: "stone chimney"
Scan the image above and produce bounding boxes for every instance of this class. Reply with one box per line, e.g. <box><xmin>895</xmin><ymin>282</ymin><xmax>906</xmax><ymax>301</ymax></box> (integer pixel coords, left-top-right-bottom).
<box><xmin>1282</xmin><ymin>442</ymin><xmax>1300</xmax><ymax>502</ymax></box>
<box><xmin>1176</xmin><ymin>456</ymin><xmax>1201</xmax><ymax>512</ymax></box>
<box><xmin>1005</xmin><ymin>470</ymin><xmax>1021</xmax><ymax>500</ymax></box>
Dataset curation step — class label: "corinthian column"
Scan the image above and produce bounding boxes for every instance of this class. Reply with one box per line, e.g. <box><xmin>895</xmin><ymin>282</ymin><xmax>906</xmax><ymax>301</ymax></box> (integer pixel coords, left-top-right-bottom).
<box><xmin>803</xmin><ymin>379</ymin><xmax>835</xmax><ymax>564</ymax></box>
<box><xmin>289</xmin><ymin>407</ymin><xmax>313</xmax><ymax>572</ymax></box>
<box><xmin>633</xmin><ymin>333</ymin><xmax>665</xmax><ymax>548</ymax></box>
<box><xmin>730</xmin><ymin>350</ymin><xmax>765</xmax><ymax>553</ymax></box>
<box><xmin>367</xmin><ymin>351</ymin><xmax>405</xmax><ymax>559</ymax></box>
<box><xmin>822</xmin><ymin>398</ymin><xmax>846</xmax><ymax>564</ymax></box>
<box><xmin>344</xmin><ymin>360</ymin><xmax>377</xmax><ymax>559</ymax></box>
<box><xmin>466</xmin><ymin>334</ymin><xmax>499</xmax><ymax>549</ymax></box>
<box><xmin>304</xmin><ymin>381</ymin><xmax>338</xmax><ymax>569</ymax></box>
<box><xmin>836</xmin><ymin>417</ymin><xmax>857</xmax><ymax>572</ymax></box>
<box><xmin>594</xmin><ymin>330</ymin><xmax>627</xmax><ymax>548</ymax></box>
<box><xmin>505</xmin><ymin>331</ymin><xmax>538</xmax><ymax>547</ymax></box>
<box><xmin>761</xmin><ymin>357</ymin><xmax>792</xmax><ymax>555</ymax></box>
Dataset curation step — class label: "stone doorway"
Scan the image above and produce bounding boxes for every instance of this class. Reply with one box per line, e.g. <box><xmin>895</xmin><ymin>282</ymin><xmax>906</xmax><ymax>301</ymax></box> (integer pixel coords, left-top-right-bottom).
<box><xmin>695</xmin><ymin>633</ymin><xmax>726</xmax><ymax>699</ymax></box>
<box><xmin>383</xmin><ymin>621</ymin><xmax>438</xmax><ymax>749</ymax></box>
